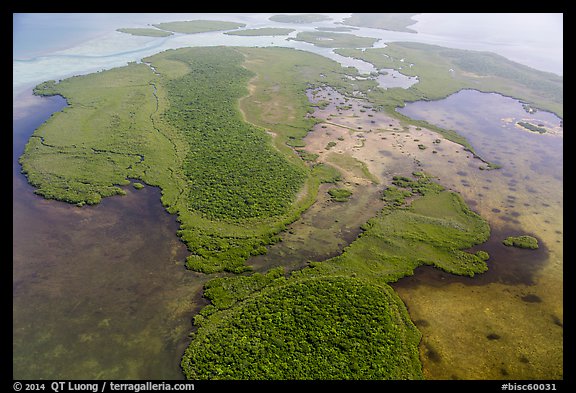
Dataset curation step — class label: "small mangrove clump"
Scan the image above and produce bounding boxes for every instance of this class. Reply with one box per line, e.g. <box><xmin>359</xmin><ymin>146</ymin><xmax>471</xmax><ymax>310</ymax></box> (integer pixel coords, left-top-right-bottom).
<box><xmin>517</xmin><ymin>121</ymin><xmax>546</xmax><ymax>134</ymax></box>
<box><xmin>502</xmin><ymin>235</ymin><xmax>539</xmax><ymax>249</ymax></box>
<box><xmin>328</xmin><ymin>187</ymin><xmax>353</xmax><ymax>202</ymax></box>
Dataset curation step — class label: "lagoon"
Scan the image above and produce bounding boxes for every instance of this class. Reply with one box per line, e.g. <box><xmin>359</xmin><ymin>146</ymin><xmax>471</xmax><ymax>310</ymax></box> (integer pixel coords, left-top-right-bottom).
<box><xmin>394</xmin><ymin>89</ymin><xmax>562</xmax><ymax>379</ymax></box>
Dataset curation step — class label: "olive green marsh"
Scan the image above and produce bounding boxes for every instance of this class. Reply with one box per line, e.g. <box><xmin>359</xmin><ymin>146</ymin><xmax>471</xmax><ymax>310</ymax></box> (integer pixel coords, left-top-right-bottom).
<box><xmin>394</xmin><ymin>89</ymin><xmax>563</xmax><ymax>379</ymax></box>
<box><xmin>298</xmin><ymin>86</ymin><xmax>562</xmax><ymax>379</ymax></box>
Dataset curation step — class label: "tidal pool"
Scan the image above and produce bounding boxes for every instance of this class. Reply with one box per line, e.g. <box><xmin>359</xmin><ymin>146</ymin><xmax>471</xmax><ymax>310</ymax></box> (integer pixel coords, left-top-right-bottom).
<box><xmin>394</xmin><ymin>89</ymin><xmax>563</xmax><ymax>379</ymax></box>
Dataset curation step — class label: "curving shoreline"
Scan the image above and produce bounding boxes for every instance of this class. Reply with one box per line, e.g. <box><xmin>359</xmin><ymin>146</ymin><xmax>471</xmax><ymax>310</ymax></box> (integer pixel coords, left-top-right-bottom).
<box><xmin>13</xmin><ymin>15</ymin><xmax>558</xmax><ymax>380</ymax></box>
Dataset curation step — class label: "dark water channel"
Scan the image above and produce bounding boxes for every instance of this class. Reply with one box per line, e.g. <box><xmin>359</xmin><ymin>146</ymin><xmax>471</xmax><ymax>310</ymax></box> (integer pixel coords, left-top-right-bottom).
<box><xmin>391</xmin><ymin>89</ymin><xmax>563</xmax><ymax>379</ymax></box>
<box><xmin>13</xmin><ymin>92</ymin><xmax>205</xmax><ymax>379</ymax></box>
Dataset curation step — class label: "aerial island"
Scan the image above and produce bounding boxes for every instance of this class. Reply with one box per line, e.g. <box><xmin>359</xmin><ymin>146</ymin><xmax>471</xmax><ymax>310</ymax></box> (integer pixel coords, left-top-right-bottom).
<box><xmin>20</xmin><ymin>18</ymin><xmax>562</xmax><ymax>380</ymax></box>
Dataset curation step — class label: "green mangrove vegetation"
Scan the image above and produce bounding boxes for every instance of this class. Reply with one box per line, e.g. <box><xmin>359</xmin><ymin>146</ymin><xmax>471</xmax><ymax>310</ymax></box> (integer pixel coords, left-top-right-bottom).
<box><xmin>335</xmin><ymin>42</ymin><xmax>563</xmax><ymax>118</ymax></box>
<box><xmin>300</xmin><ymin>173</ymin><xmax>491</xmax><ymax>282</ymax></box>
<box><xmin>328</xmin><ymin>187</ymin><xmax>353</xmax><ymax>202</ymax></box>
<box><xmin>341</xmin><ymin>13</ymin><xmax>420</xmax><ymax>33</ymax></box>
<box><xmin>151</xmin><ymin>20</ymin><xmax>245</xmax><ymax>34</ymax></box>
<box><xmin>503</xmin><ymin>235</ymin><xmax>539</xmax><ymax>249</ymax></box>
<box><xmin>23</xmin><ymin>42</ymin><xmax>511</xmax><ymax>278</ymax></box>
<box><xmin>21</xmin><ymin>64</ymin><xmax>161</xmax><ymax>206</ymax></box>
<box><xmin>312</xmin><ymin>163</ymin><xmax>342</xmax><ymax>184</ymax></box>
<box><xmin>326</xmin><ymin>152</ymin><xmax>378</xmax><ymax>184</ymax></box>
<box><xmin>21</xmin><ymin>46</ymin><xmax>385</xmax><ymax>274</ymax></box>
<box><xmin>116</xmin><ymin>28</ymin><xmax>173</xmax><ymax>37</ymax></box>
<box><xmin>21</xmin><ymin>47</ymin><xmax>314</xmax><ymax>273</ymax></box>
<box><xmin>19</xmin><ymin>39</ymin><xmax>506</xmax><ymax>381</ymax></box>
<box><xmin>517</xmin><ymin>121</ymin><xmax>547</xmax><ymax>134</ymax></box>
<box><xmin>182</xmin><ymin>270</ymin><xmax>423</xmax><ymax>380</ymax></box>
<box><xmin>181</xmin><ymin>172</ymin><xmax>490</xmax><ymax>379</ymax></box>
<box><xmin>269</xmin><ymin>14</ymin><xmax>331</xmax><ymax>23</ymax></box>
<box><xmin>325</xmin><ymin>152</ymin><xmax>379</xmax><ymax>184</ymax></box>
<box><xmin>292</xmin><ymin>31</ymin><xmax>379</xmax><ymax>48</ymax></box>
<box><xmin>156</xmin><ymin>48</ymin><xmax>306</xmax><ymax>221</ymax></box>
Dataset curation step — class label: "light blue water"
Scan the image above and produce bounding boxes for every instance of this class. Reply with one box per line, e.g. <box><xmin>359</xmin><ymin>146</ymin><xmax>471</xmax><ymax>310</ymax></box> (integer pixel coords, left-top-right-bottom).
<box><xmin>13</xmin><ymin>13</ymin><xmax>563</xmax><ymax>98</ymax></box>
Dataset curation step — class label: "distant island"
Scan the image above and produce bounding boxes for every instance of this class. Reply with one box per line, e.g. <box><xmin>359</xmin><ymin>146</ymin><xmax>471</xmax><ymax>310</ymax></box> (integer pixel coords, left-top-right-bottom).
<box><xmin>503</xmin><ymin>235</ymin><xmax>539</xmax><ymax>249</ymax></box>
<box><xmin>152</xmin><ymin>20</ymin><xmax>245</xmax><ymax>34</ymax></box>
<box><xmin>117</xmin><ymin>20</ymin><xmax>247</xmax><ymax>37</ymax></box>
<box><xmin>517</xmin><ymin>121</ymin><xmax>547</xmax><ymax>134</ymax></box>
<box><xmin>116</xmin><ymin>28</ymin><xmax>173</xmax><ymax>37</ymax></box>
<box><xmin>340</xmin><ymin>13</ymin><xmax>420</xmax><ymax>33</ymax></box>
<box><xmin>269</xmin><ymin>14</ymin><xmax>331</xmax><ymax>23</ymax></box>
<box><xmin>291</xmin><ymin>31</ymin><xmax>379</xmax><ymax>48</ymax></box>
<box><xmin>225</xmin><ymin>27</ymin><xmax>295</xmax><ymax>36</ymax></box>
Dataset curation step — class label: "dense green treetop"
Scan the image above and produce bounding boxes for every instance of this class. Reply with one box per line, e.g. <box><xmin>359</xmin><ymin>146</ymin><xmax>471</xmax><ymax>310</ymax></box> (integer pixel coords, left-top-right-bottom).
<box><xmin>183</xmin><ymin>273</ymin><xmax>423</xmax><ymax>380</ymax></box>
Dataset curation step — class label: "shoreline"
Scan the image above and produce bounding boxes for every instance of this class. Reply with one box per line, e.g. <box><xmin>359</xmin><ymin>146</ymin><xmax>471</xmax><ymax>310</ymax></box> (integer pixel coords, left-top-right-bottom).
<box><xmin>13</xmin><ymin>16</ymin><xmax>563</xmax><ymax>380</ymax></box>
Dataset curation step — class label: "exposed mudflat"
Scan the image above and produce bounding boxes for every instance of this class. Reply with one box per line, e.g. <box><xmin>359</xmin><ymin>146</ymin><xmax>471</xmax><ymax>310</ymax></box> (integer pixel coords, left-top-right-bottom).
<box><xmin>272</xmin><ymin>86</ymin><xmax>564</xmax><ymax>380</ymax></box>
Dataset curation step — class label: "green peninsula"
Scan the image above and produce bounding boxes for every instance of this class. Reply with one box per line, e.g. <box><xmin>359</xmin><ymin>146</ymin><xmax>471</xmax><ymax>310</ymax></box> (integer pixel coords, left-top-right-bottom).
<box><xmin>336</xmin><ymin>42</ymin><xmax>563</xmax><ymax>118</ymax></box>
<box><xmin>116</xmin><ymin>28</ymin><xmax>173</xmax><ymax>37</ymax></box>
<box><xmin>22</xmin><ymin>44</ymin><xmax>499</xmax><ymax>380</ymax></box>
<box><xmin>152</xmin><ymin>20</ymin><xmax>245</xmax><ymax>34</ymax></box>
<box><xmin>21</xmin><ymin>46</ymin><xmax>377</xmax><ymax>273</ymax></box>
